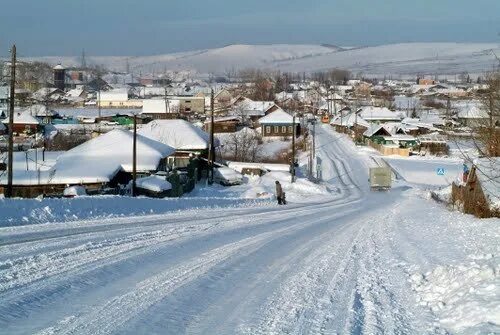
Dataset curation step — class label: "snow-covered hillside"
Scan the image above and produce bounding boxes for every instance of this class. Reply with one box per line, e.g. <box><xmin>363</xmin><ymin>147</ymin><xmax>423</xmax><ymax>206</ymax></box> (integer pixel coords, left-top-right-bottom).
<box><xmin>25</xmin><ymin>42</ymin><xmax>500</xmax><ymax>76</ymax></box>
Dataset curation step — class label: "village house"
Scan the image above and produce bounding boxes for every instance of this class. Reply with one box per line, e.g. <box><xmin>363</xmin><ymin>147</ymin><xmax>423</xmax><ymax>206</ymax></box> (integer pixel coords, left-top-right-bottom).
<box><xmin>213</xmin><ymin>89</ymin><xmax>233</xmax><ymax>107</ymax></box>
<box><xmin>141</xmin><ymin>98</ymin><xmax>181</xmax><ymax>119</ymax></box>
<box><xmin>32</xmin><ymin>87</ymin><xmax>65</xmax><ymax>103</ymax></box>
<box><xmin>203</xmin><ymin>116</ymin><xmax>240</xmax><ymax>133</ymax></box>
<box><xmin>175</xmin><ymin>96</ymin><xmax>205</xmax><ymax>114</ymax></box>
<box><xmin>230</xmin><ymin>96</ymin><xmax>277</xmax><ymax>124</ymax></box>
<box><xmin>25</xmin><ymin>104</ymin><xmax>59</xmax><ymax>125</ymax></box>
<box><xmin>139</xmin><ymin>119</ymin><xmax>217</xmax><ymax>169</ymax></box>
<box><xmin>258</xmin><ymin>109</ymin><xmax>300</xmax><ymax>138</ymax></box>
<box><xmin>456</xmin><ymin>104</ymin><xmax>489</xmax><ymax>127</ymax></box>
<box><xmin>358</xmin><ymin>106</ymin><xmax>403</xmax><ymax>123</ymax></box>
<box><xmin>0</xmin><ymin>129</ymin><xmax>176</xmax><ymax>198</ymax></box>
<box><xmin>2</xmin><ymin>110</ymin><xmax>41</xmax><ymax>134</ymax></box>
<box><xmin>64</xmin><ymin>87</ymin><xmax>88</xmax><ymax>105</ymax></box>
<box><xmin>98</xmin><ymin>88</ymin><xmax>142</xmax><ymax>108</ymax></box>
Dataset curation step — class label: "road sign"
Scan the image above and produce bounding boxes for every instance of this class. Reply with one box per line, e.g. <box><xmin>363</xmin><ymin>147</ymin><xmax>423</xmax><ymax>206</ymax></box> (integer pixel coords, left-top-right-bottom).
<box><xmin>437</xmin><ymin>167</ymin><xmax>445</xmax><ymax>176</ymax></box>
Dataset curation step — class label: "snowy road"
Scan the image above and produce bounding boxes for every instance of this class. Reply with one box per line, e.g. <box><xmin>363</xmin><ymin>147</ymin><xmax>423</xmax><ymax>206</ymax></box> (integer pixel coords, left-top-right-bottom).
<box><xmin>1</xmin><ymin>125</ymin><xmax>498</xmax><ymax>334</ymax></box>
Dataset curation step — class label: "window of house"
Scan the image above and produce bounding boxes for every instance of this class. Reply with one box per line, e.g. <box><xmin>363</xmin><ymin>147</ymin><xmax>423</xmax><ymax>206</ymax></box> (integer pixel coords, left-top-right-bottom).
<box><xmin>289</xmin><ymin>126</ymin><xmax>293</xmax><ymax>133</ymax></box>
<box><xmin>282</xmin><ymin>126</ymin><xmax>287</xmax><ymax>133</ymax></box>
<box><xmin>274</xmin><ymin>126</ymin><xmax>279</xmax><ymax>133</ymax></box>
<box><xmin>265</xmin><ymin>126</ymin><xmax>271</xmax><ymax>134</ymax></box>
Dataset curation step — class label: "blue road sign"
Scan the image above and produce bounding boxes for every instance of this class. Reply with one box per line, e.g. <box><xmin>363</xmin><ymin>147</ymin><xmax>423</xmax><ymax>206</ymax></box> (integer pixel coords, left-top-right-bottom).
<box><xmin>437</xmin><ymin>168</ymin><xmax>445</xmax><ymax>176</ymax></box>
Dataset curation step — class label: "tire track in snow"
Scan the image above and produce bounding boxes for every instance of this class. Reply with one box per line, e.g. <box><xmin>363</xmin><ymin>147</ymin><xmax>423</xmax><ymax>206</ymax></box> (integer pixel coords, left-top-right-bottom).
<box><xmin>243</xmin><ymin>208</ymin><xmax>370</xmax><ymax>334</ymax></box>
<box><xmin>34</xmin><ymin>207</ymin><xmax>357</xmax><ymax>335</ymax></box>
<box><xmin>0</xmin><ymin>192</ymin><xmax>360</xmax><ymax>296</ymax></box>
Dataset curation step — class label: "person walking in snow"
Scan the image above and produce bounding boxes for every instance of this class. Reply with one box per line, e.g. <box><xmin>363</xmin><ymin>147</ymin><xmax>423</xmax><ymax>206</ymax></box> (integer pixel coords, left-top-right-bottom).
<box><xmin>275</xmin><ymin>181</ymin><xmax>286</xmax><ymax>205</ymax></box>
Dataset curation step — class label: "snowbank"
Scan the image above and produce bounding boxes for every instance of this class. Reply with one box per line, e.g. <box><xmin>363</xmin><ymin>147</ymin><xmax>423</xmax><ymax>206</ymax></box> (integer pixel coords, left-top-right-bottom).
<box><xmin>0</xmin><ymin>195</ymin><xmax>272</xmax><ymax>227</ymax></box>
<box><xmin>410</xmin><ymin>254</ymin><xmax>500</xmax><ymax>334</ymax></box>
<box><xmin>429</xmin><ymin>185</ymin><xmax>452</xmax><ymax>203</ymax></box>
<box><xmin>200</xmin><ymin>171</ymin><xmax>330</xmax><ymax>202</ymax></box>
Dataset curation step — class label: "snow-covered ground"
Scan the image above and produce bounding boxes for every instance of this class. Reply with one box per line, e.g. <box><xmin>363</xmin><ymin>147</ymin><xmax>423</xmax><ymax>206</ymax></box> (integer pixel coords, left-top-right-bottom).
<box><xmin>0</xmin><ymin>125</ymin><xmax>498</xmax><ymax>334</ymax></box>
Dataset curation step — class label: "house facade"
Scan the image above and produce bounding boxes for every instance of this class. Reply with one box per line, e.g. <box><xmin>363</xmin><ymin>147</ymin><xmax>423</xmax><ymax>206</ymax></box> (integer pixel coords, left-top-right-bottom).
<box><xmin>259</xmin><ymin>109</ymin><xmax>300</xmax><ymax>138</ymax></box>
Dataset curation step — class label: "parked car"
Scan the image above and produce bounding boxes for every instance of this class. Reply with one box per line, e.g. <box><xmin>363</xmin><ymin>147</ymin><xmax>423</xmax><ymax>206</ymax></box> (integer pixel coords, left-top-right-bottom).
<box><xmin>213</xmin><ymin>167</ymin><xmax>243</xmax><ymax>186</ymax></box>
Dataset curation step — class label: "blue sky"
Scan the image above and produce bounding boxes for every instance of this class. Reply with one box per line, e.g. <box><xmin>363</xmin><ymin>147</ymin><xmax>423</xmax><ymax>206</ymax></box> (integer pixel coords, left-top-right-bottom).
<box><xmin>0</xmin><ymin>0</ymin><xmax>499</xmax><ymax>56</ymax></box>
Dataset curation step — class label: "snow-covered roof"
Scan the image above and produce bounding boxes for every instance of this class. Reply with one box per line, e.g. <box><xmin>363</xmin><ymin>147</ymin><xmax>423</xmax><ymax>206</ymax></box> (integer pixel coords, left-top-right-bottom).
<box><xmin>50</xmin><ymin>129</ymin><xmax>175</xmax><ymax>184</ymax></box>
<box><xmin>2</xmin><ymin>111</ymin><xmax>40</xmax><ymax>125</ymax></box>
<box><xmin>359</xmin><ymin>106</ymin><xmax>402</xmax><ymax>121</ymax></box>
<box><xmin>363</xmin><ymin>124</ymin><xmax>392</xmax><ymax>137</ymax></box>
<box><xmin>142</xmin><ymin>99</ymin><xmax>180</xmax><ymax>114</ymax></box>
<box><xmin>33</xmin><ymin>87</ymin><xmax>63</xmax><ymax>100</ymax></box>
<box><xmin>258</xmin><ymin>109</ymin><xmax>299</xmax><ymax>124</ymax></box>
<box><xmin>383</xmin><ymin>134</ymin><xmax>416</xmax><ymax>141</ymax></box>
<box><xmin>65</xmin><ymin>88</ymin><xmax>85</xmax><ymax>98</ymax></box>
<box><xmin>418</xmin><ymin>133</ymin><xmax>448</xmax><ymax>143</ymax></box>
<box><xmin>231</xmin><ymin>97</ymin><xmax>275</xmax><ymax>116</ymax></box>
<box><xmin>401</xmin><ymin>117</ymin><xmax>440</xmax><ymax>131</ymax></box>
<box><xmin>99</xmin><ymin>88</ymin><xmax>128</xmax><ymax>102</ymax></box>
<box><xmin>139</xmin><ymin>119</ymin><xmax>215</xmax><ymax>150</ymax></box>
<box><xmin>330</xmin><ymin>110</ymin><xmax>370</xmax><ymax>128</ymax></box>
<box><xmin>25</xmin><ymin>104</ymin><xmax>58</xmax><ymax>117</ymax></box>
<box><xmin>457</xmin><ymin>105</ymin><xmax>489</xmax><ymax>119</ymax></box>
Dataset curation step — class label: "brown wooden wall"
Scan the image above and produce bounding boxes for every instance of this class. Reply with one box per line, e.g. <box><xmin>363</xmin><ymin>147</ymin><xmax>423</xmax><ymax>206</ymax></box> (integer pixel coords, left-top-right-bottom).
<box><xmin>261</xmin><ymin>124</ymin><xmax>299</xmax><ymax>137</ymax></box>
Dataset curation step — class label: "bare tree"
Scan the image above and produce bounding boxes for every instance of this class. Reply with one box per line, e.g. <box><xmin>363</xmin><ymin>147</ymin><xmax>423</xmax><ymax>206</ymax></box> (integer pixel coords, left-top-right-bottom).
<box><xmin>223</xmin><ymin>128</ymin><xmax>262</xmax><ymax>162</ymax></box>
<box><xmin>475</xmin><ymin>72</ymin><xmax>500</xmax><ymax>157</ymax></box>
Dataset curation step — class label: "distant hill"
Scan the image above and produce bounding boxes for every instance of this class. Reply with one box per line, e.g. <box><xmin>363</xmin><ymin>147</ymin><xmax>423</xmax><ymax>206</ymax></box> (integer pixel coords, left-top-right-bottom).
<box><xmin>24</xmin><ymin>43</ymin><xmax>500</xmax><ymax>76</ymax></box>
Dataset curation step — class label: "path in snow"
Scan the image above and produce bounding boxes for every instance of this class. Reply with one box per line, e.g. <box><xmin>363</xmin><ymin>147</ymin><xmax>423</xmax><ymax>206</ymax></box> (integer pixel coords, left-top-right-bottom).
<box><xmin>0</xmin><ymin>125</ymin><xmax>498</xmax><ymax>334</ymax></box>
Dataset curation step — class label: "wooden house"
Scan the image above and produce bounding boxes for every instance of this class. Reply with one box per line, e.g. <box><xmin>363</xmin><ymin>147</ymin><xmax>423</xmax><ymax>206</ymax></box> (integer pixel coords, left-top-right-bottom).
<box><xmin>2</xmin><ymin>111</ymin><xmax>41</xmax><ymax>134</ymax></box>
<box><xmin>204</xmin><ymin>116</ymin><xmax>240</xmax><ymax>133</ymax></box>
<box><xmin>259</xmin><ymin>109</ymin><xmax>300</xmax><ymax>138</ymax></box>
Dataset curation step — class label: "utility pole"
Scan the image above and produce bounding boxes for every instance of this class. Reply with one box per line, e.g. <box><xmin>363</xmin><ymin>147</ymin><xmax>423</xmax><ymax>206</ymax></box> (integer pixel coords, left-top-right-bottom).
<box><xmin>291</xmin><ymin>113</ymin><xmax>296</xmax><ymax>183</ymax></box>
<box><xmin>164</xmin><ymin>84</ymin><xmax>169</xmax><ymax>115</ymax></box>
<box><xmin>208</xmin><ymin>88</ymin><xmax>215</xmax><ymax>185</ymax></box>
<box><xmin>309</xmin><ymin>119</ymin><xmax>316</xmax><ymax>179</ymax></box>
<box><xmin>312</xmin><ymin>119</ymin><xmax>316</xmax><ymax>162</ymax></box>
<box><xmin>327</xmin><ymin>88</ymin><xmax>331</xmax><ymax>116</ymax></box>
<box><xmin>132</xmin><ymin>114</ymin><xmax>137</xmax><ymax>196</ymax></box>
<box><xmin>6</xmin><ymin>45</ymin><xmax>16</xmax><ymax>198</ymax></box>
<box><xmin>332</xmin><ymin>86</ymin><xmax>337</xmax><ymax>116</ymax></box>
<box><xmin>97</xmin><ymin>69</ymin><xmax>102</xmax><ymax>119</ymax></box>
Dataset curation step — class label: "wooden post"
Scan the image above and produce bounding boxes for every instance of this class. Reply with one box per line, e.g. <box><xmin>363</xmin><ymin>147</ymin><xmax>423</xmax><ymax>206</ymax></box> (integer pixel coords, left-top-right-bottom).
<box><xmin>6</xmin><ymin>45</ymin><xmax>16</xmax><ymax>198</ymax></box>
<box><xmin>132</xmin><ymin>114</ymin><xmax>137</xmax><ymax>196</ymax></box>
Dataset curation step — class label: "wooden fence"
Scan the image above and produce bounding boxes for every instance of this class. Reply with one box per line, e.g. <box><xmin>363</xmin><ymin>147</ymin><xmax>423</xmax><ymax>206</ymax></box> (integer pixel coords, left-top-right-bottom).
<box><xmin>368</xmin><ymin>141</ymin><xmax>410</xmax><ymax>157</ymax></box>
